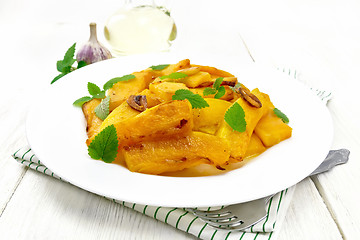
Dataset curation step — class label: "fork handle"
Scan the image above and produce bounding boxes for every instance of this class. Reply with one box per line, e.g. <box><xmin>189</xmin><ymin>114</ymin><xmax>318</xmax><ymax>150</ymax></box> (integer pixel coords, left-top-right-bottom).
<box><xmin>310</xmin><ymin>149</ymin><xmax>350</xmax><ymax>176</ymax></box>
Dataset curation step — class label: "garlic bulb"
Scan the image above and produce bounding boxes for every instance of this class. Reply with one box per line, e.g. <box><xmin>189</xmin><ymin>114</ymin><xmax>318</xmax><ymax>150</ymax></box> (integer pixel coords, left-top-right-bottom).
<box><xmin>76</xmin><ymin>23</ymin><xmax>112</xmax><ymax>64</ymax></box>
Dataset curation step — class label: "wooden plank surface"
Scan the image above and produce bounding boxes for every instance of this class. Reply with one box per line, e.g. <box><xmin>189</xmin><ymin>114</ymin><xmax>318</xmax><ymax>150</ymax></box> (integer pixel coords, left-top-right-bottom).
<box><xmin>1</xmin><ymin>0</ymin><xmax>359</xmax><ymax>239</ymax></box>
<box><xmin>0</xmin><ymin>170</ymin><xmax>196</xmax><ymax>239</ymax></box>
<box><xmin>235</xmin><ymin>4</ymin><xmax>360</xmax><ymax>238</ymax></box>
<box><xmin>277</xmin><ymin>178</ymin><xmax>342</xmax><ymax>240</ymax></box>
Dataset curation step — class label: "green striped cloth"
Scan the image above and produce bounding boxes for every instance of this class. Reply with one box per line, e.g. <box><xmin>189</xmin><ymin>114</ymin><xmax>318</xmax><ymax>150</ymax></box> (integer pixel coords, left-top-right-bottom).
<box><xmin>277</xmin><ymin>67</ymin><xmax>332</xmax><ymax>103</ymax></box>
<box><xmin>13</xmin><ymin>147</ymin><xmax>295</xmax><ymax>240</ymax></box>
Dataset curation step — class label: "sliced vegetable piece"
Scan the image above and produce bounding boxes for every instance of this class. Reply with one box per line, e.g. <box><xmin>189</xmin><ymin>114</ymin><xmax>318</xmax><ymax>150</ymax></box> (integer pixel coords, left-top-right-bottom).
<box><xmin>122</xmin><ymin>132</ymin><xmax>230</xmax><ymax>174</ymax></box>
<box><xmin>149</xmin><ymin>82</ymin><xmax>188</xmax><ymax>102</ymax></box>
<box><xmin>108</xmin><ymin>71</ymin><xmax>153</xmax><ymax>111</ymax></box>
<box><xmin>216</xmin><ymin>88</ymin><xmax>269</xmax><ymax>161</ymax></box>
<box><xmin>82</xmin><ymin>98</ymin><xmax>103</xmax><ymax>145</ymax></box>
<box><xmin>244</xmin><ymin>133</ymin><xmax>266</xmax><ymax>158</ymax></box>
<box><xmin>89</xmin><ymin>100</ymin><xmax>193</xmax><ymax>147</ymax></box>
<box><xmin>254</xmin><ymin>110</ymin><xmax>292</xmax><ymax>147</ymax></box>
<box><xmin>192</xmin><ymin>98</ymin><xmax>231</xmax><ymax>135</ymax></box>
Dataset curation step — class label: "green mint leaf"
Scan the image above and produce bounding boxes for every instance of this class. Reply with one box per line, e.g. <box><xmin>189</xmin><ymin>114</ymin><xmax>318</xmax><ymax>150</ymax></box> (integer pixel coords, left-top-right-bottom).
<box><xmin>224</xmin><ymin>102</ymin><xmax>247</xmax><ymax>132</ymax></box>
<box><xmin>62</xmin><ymin>43</ymin><xmax>76</xmax><ymax>67</ymax></box>
<box><xmin>92</xmin><ymin>91</ymin><xmax>106</xmax><ymax>99</ymax></box>
<box><xmin>214</xmin><ymin>86</ymin><xmax>226</xmax><ymax>99</ymax></box>
<box><xmin>230</xmin><ymin>82</ymin><xmax>241</xmax><ymax>92</ymax></box>
<box><xmin>51</xmin><ymin>72</ymin><xmax>67</xmax><ymax>84</ymax></box>
<box><xmin>77</xmin><ymin>60</ymin><xmax>87</xmax><ymax>69</ymax></box>
<box><xmin>67</xmin><ymin>59</ymin><xmax>76</xmax><ymax>69</ymax></box>
<box><xmin>172</xmin><ymin>89</ymin><xmax>209</xmax><ymax>109</ymax></box>
<box><xmin>213</xmin><ymin>77</ymin><xmax>224</xmax><ymax>90</ymax></box>
<box><xmin>273</xmin><ymin>108</ymin><xmax>289</xmax><ymax>123</ymax></box>
<box><xmin>95</xmin><ymin>96</ymin><xmax>110</xmax><ymax>120</ymax></box>
<box><xmin>52</xmin><ymin>43</ymin><xmax>77</xmax><ymax>84</ymax></box>
<box><xmin>203</xmin><ymin>87</ymin><xmax>217</xmax><ymax>96</ymax></box>
<box><xmin>57</xmin><ymin>59</ymin><xmax>74</xmax><ymax>73</ymax></box>
<box><xmin>87</xmin><ymin>82</ymin><xmax>102</xmax><ymax>96</ymax></box>
<box><xmin>150</xmin><ymin>64</ymin><xmax>169</xmax><ymax>70</ymax></box>
<box><xmin>103</xmin><ymin>74</ymin><xmax>136</xmax><ymax>91</ymax></box>
<box><xmin>56</xmin><ymin>60</ymin><xmax>72</xmax><ymax>73</ymax></box>
<box><xmin>56</xmin><ymin>60</ymin><xmax>64</xmax><ymax>72</ymax></box>
<box><xmin>203</xmin><ymin>78</ymin><xmax>225</xmax><ymax>98</ymax></box>
<box><xmin>160</xmin><ymin>72</ymin><xmax>188</xmax><ymax>80</ymax></box>
<box><xmin>88</xmin><ymin>124</ymin><xmax>119</xmax><ymax>163</ymax></box>
<box><xmin>73</xmin><ymin>81</ymin><xmax>105</xmax><ymax>108</ymax></box>
<box><xmin>73</xmin><ymin>96</ymin><xmax>93</xmax><ymax>107</ymax></box>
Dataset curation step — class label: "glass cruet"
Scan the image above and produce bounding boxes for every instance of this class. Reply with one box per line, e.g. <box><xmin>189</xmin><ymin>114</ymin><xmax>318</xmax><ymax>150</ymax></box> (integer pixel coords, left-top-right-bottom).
<box><xmin>104</xmin><ymin>0</ymin><xmax>177</xmax><ymax>55</ymax></box>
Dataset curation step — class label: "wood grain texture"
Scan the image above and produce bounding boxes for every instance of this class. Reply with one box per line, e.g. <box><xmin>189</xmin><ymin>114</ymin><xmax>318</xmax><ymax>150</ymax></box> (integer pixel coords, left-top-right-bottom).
<box><xmin>0</xmin><ymin>171</ymin><xmax>197</xmax><ymax>240</ymax></box>
<box><xmin>0</xmin><ymin>102</ymin><xmax>29</xmax><ymax>213</ymax></box>
<box><xmin>230</xmin><ymin>1</ymin><xmax>360</xmax><ymax>238</ymax></box>
<box><xmin>277</xmin><ymin>179</ymin><xmax>343</xmax><ymax>240</ymax></box>
<box><xmin>312</xmin><ymin>100</ymin><xmax>360</xmax><ymax>239</ymax></box>
<box><xmin>1</xmin><ymin>0</ymin><xmax>359</xmax><ymax>239</ymax></box>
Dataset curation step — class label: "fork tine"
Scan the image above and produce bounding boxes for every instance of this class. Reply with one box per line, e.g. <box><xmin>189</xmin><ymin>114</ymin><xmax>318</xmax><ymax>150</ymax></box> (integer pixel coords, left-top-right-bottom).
<box><xmin>190</xmin><ymin>213</ymin><xmax>235</xmax><ymax>221</ymax></box>
<box><xmin>187</xmin><ymin>208</ymin><xmax>231</xmax><ymax>216</ymax></box>
<box><xmin>207</xmin><ymin>212</ymin><xmax>268</xmax><ymax>230</ymax></box>
<box><xmin>205</xmin><ymin>219</ymin><xmax>244</xmax><ymax>229</ymax></box>
<box><xmin>186</xmin><ymin>195</ymin><xmax>272</xmax><ymax>230</ymax></box>
<box><xmin>207</xmin><ymin>217</ymin><xmax>243</xmax><ymax>225</ymax></box>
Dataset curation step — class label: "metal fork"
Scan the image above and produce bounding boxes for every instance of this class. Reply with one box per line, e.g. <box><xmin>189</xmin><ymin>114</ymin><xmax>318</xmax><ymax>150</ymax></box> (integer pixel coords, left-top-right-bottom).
<box><xmin>185</xmin><ymin>149</ymin><xmax>349</xmax><ymax>230</ymax></box>
<box><xmin>186</xmin><ymin>195</ymin><xmax>272</xmax><ymax>230</ymax></box>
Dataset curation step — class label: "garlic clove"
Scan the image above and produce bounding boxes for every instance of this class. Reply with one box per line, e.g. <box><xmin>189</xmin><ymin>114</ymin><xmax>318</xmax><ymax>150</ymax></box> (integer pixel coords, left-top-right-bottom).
<box><xmin>76</xmin><ymin>23</ymin><xmax>113</xmax><ymax>65</ymax></box>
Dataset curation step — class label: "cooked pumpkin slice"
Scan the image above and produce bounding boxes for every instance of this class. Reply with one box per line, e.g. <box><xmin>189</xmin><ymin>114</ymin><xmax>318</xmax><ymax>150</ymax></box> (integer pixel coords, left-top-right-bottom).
<box><xmin>254</xmin><ymin>110</ymin><xmax>292</xmax><ymax>147</ymax></box>
<box><xmin>82</xmin><ymin>98</ymin><xmax>103</xmax><ymax>145</ymax></box>
<box><xmin>192</xmin><ymin>98</ymin><xmax>231</xmax><ymax>135</ymax></box>
<box><xmin>251</xmin><ymin>88</ymin><xmax>292</xmax><ymax>147</ymax></box>
<box><xmin>108</xmin><ymin>71</ymin><xmax>154</xmax><ymax>111</ymax></box>
<box><xmin>157</xmin><ymin>59</ymin><xmax>191</xmax><ymax>76</ymax></box>
<box><xmin>149</xmin><ymin>82</ymin><xmax>188</xmax><ymax>102</ymax></box>
<box><xmin>100</xmin><ymin>102</ymin><xmax>140</xmax><ymax>131</ymax></box>
<box><xmin>122</xmin><ymin>131</ymin><xmax>230</xmax><ymax>174</ymax></box>
<box><xmin>191</xmin><ymin>64</ymin><xmax>234</xmax><ymax>78</ymax></box>
<box><xmin>116</xmin><ymin>100</ymin><xmax>193</xmax><ymax>147</ymax></box>
<box><xmin>244</xmin><ymin>133</ymin><xmax>266</xmax><ymax>158</ymax></box>
<box><xmin>216</xmin><ymin>88</ymin><xmax>270</xmax><ymax>161</ymax></box>
<box><xmin>182</xmin><ymin>71</ymin><xmax>212</xmax><ymax>88</ymax></box>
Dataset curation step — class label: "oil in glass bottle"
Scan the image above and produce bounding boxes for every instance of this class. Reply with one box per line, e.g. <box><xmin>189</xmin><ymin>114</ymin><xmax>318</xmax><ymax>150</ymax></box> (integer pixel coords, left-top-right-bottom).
<box><xmin>104</xmin><ymin>0</ymin><xmax>177</xmax><ymax>55</ymax></box>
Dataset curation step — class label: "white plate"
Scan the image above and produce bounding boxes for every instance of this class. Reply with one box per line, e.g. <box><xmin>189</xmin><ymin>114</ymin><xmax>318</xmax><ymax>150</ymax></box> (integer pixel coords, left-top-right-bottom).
<box><xmin>26</xmin><ymin>53</ymin><xmax>333</xmax><ymax>207</ymax></box>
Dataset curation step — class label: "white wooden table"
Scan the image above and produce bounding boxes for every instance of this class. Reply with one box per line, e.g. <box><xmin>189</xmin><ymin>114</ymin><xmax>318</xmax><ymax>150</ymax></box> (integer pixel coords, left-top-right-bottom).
<box><xmin>1</xmin><ymin>0</ymin><xmax>359</xmax><ymax>239</ymax></box>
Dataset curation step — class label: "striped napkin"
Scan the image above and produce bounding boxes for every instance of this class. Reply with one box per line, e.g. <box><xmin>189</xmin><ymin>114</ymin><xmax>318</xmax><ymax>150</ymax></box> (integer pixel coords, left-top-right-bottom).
<box><xmin>277</xmin><ymin>67</ymin><xmax>332</xmax><ymax>103</ymax></box>
<box><xmin>12</xmin><ymin>67</ymin><xmax>331</xmax><ymax>240</ymax></box>
<box><xmin>12</xmin><ymin>146</ymin><xmax>295</xmax><ymax>240</ymax></box>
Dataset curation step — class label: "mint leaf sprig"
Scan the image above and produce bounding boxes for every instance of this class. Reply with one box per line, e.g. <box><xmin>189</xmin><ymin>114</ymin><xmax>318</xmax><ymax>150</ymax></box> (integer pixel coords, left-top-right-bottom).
<box><xmin>74</xmin><ymin>74</ymin><xmax>135</xmax><ymax>120</ymax></box>
<box><xmin>88</xmin><ymin>124</ymin><xmax>119</xmax><ymax>163</ymax></box>
<box><xmin>150</xmin><ymin>64</ymin><xmax>169</xmax><ymax>70</ymax></box>
<box><xmin>51</xmin><ymin>43</ymin><xmax>87</xmax><ymax>84</ymax></box>
<box><xmin>273</xmin><ymin>108</ymin><xmax>289</xmax><ymax>124</ymax></box>
<box><xmin>95</xmin><ymin>96</ymin><xmax>110</xmax><ymax>120</ymax></box>
<box><xmin>203</xmin><ymin>77</ymin><xmax>226</xmax><ymax>99</ymax></box>
<box><xmin>73</xmin><ymin>82</ymin><xmax>109</xmax><ymax>120</ymax></box>
<box><xmin>160</xmin><ymin>72</ymin><xmax>188</xmax><ymax>80</ymax></box>
<box><xmin>73</xmin><ymin>82</ymin><xmax>106</xmax><ymax>107</ymax></box>
<box><xmin>103</xmin><ymin>74</ymin><xmax>135</xmax><ymax>91</ymax></box>
<box><xmin>224</xmin><ymin>102</ymin><xmax>247</xmax><ymax>132</ymax></box>
<box><xmin>73</xmin><ymin>74</ymin><xmax>136</xmax><ymax>108</ymax></box>
<box><xmin>172</xmin><ymin>89</ymin><xmax>209</xmax><ymax>109</ymax></box>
